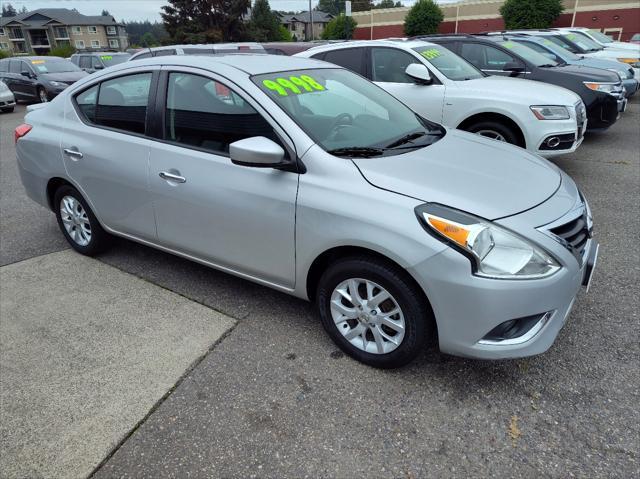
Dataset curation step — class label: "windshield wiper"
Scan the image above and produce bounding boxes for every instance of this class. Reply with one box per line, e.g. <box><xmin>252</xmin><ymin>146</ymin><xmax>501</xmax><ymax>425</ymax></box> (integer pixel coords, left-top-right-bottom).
<box><xmin>326</xmin><ymin>146</ymin><xmax>384</xmax><ymax>158</ymax></box>
<box><xmin>384</xmin><ymin>131</ymin><xmax>426</xmax><ymax>149</ymax></box>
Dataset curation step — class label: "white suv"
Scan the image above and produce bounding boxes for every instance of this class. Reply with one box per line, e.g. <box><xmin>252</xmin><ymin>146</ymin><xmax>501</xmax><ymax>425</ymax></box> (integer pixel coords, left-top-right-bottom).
<box><xmin>297</xmin><ymin>40</ymin><xmax>585</xmax><ymax>158</ymax></box>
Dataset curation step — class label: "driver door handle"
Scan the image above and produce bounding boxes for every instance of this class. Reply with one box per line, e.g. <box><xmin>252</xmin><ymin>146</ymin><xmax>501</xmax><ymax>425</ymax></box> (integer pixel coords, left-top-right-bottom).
<box><xmin>159</xmin><ymin>171</ymin><xmax>186</xmax><ymax>183</ymax></box>
<box><xmin>64</xmin><ymin>148</ymin><xmax>83</xmax><ymax>159</ymax></box>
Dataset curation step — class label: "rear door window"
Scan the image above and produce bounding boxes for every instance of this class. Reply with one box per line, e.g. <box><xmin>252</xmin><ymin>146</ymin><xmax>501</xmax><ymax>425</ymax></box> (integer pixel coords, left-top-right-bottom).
<box><xmin>74</xmin><ymin>73</ymin><xmax>152</xmax><ymax>135</ymax></box>
<box><xmin>321</xmin><ymin>48</ymin><xmax>366</xmax><ymax>76</ymax></box>
<box><xmin>79</xmin><ymin>56</ymin><xmax>91</xmax><ymax>69</ymax></box>
<box><xmin>9</xmin><ymin>60</ymin><xmax>21</xmax><ymax>74</ymax></box>
<box><xmin>460</xmin><ymin>43</ymin><xmax>515</xmax><ymax>71</ymax></box>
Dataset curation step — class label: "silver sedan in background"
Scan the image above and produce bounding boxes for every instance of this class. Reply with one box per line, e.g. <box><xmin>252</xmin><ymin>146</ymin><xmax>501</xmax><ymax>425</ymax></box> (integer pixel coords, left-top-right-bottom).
<box><xmin>0</xmin><ymin>80</ymin><xmax>16</xmax><ymax>112</ymax></box>
<box><xmin>15</xmin><ymin>55</ymin><xmax>598</xmax><ymax>368</ymax></box>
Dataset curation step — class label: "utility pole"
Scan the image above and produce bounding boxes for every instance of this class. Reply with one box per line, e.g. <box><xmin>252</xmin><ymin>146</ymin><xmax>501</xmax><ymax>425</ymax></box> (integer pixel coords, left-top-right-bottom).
<box><xmin>309</xmin><ymin>0</ymin><xmax>314</xmax><ymax>40</ymax></box>
<box><xmin>571</xmin><ymin>0</ymin><xmax>579</xmax><ymax>27</ymax></box>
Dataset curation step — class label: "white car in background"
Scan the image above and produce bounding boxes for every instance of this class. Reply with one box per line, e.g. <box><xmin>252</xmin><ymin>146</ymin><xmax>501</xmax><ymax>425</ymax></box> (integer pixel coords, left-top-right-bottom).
<box><xmin>558</xmin><ymin>27</ymin><xmax>640</xmax><ymax>53</ymax></box>
<box><xmin>0</xmin><ymin>80</ymin><xmax>16</xmax><ymax>113</ymax></box>
<box><xmin>297</xmin><ymin>40</ymin><xmax>586</xmax><ymax>157</ymax></box>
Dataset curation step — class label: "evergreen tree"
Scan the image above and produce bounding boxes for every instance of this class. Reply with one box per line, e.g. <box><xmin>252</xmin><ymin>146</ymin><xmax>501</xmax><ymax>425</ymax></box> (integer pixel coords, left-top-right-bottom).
<box><xmin>161</xmin><ymin>0</ymin><xmax>250</xmax><ymax>43</ymax></box>
<box><xmin>1</xmin><ymin>3</ymin><xmax>17</xmax><ymax>17</ymax></box>
<box><xmin>101</xmin><ymin>10</ymin><xmax>111</xmax><ymax>16</ymax></box>
<box><xmin>247</xmin><ymin>0</ymin><xmax>282</xmax><ymax>42</ymax></box>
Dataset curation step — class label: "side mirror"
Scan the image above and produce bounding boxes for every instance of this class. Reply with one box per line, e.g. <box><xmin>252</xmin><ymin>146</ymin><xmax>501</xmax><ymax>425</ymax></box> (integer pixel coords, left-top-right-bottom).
<box><xmin>230</xmin><ymin>136</ymin><xmax>286</xmax><ymax>168</ymax></box>
<box><xmin>405</xmin><ymin>63</ymin><xmax>432</xmax><ymax>84</ymax></box>
<box><xmin>94</xmin><ymin>64</ymin><xmax>104</xmax><ymax>70</ymax></box>
<box><xmin>21</xmin><ymin>71</ymin><xmax>33</xmax><ymax>78</ymax></box>
<box><xmin>502</xmin><ymin>62</ymin><xmax>525</xmax><ymax>75</ymax></box>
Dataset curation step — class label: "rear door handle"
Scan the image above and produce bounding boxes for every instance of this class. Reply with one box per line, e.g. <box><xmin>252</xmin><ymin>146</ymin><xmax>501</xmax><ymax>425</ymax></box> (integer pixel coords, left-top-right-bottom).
<box><xmin>159</xmin><ymin>171</ymin><xmax>186</xmax><ymax>183</ymax></box>
<box><xmin>64</xmin><ymin>148</ymin><xmax>83</xmax><ymax>159</ymax></box>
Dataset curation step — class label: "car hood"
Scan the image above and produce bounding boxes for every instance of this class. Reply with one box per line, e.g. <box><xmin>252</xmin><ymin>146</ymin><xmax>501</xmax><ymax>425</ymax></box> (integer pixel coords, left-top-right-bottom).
<box><xmin>575</xmin><ymin>57</ymin><xmax>629</xmax><ymax>74</ymax></box>
<box><xmin>352</xmin><ymin>129</ymin><xmax>561</xmax><ymax>220</ymax></box>
<box><xmin>40</xmin><ymin>71</ymin><xmax>88</xmax><ymax>82</ymax></box>
<box><xmin>457</xmin><ymin>75</ymin><xmax>580</xmax><ymax>103</ymax></box>
<box><xmin>545</xmin><ymin>63</ymin><xmax>620</xmax><ymax>82</ymax></box>
<box><xmin>605</xmin><ymin>41</ymin><xmax>640</xmax><ymax>52</ymax></box>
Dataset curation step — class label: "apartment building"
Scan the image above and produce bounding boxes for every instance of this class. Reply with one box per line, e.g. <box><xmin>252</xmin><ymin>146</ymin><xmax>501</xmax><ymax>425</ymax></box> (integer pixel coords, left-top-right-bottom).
<box><xmin>0</xmin><ymin>8</ymin><xmax>129</xmax><ymax>55</ymax></box>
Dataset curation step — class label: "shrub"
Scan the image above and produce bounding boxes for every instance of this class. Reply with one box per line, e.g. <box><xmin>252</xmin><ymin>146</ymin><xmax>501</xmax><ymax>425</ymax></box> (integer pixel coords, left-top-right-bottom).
<box><xmin>500</xmin><ymin>0</ymin><xmax>564</xmax><ymax>30</ymax></box>
<box><xmin>322</xmin><ymin>15</ymin><xmax>357</xmax><ymax>40</ymax></box>
<box><xmin>404</xmin><ymin>0</ymin><xmax>444</xmax><ymax>37</ymax></box>
<box><xmin>48</xmin><ymin>44</ymin><xmax>76</xmax><ymax>58</ymax></box>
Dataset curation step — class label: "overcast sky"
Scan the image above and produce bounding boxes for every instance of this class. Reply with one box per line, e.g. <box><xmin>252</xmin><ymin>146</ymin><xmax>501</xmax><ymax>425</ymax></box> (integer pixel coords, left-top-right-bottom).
<box><xmin>7</xmin><ymin>0</ymin><xmax>459</xmax><ymax>22</ymax></box>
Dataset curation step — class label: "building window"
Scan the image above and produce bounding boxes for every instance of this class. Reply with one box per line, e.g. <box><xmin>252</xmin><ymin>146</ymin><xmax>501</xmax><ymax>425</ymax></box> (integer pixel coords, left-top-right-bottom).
<box><xmin>88</xmin><ymin>26</ymin><xmax>98</xmax><ymax>34</ymax></box>
<box><xmin>75</xmin><ymin>40</ymin><xmax>85</xmax><ymax>48</ymax></box>
<box><xmin>91</xmin><ymin>40</ymin><xmax>100</xmax><ymax>48</ymax></box>
<box><xmin>57</xmin><ymin>39</ymin><xmax>71</xmax><ymax>47</ymax></box>
<box><xmin>72</xmin><ymin>26</ymin><xmax>82</xmax><ymax>35</ymax></box>
<box><xmin>109</xmin><ymin>39</ymin><xmax>119</xmax><ymax>48</ymax></box>
<box><xmin>0</xmin><ymin>42</ymin><xmax>8</xmax><ymax>50</ymax></box>
<box><xmin>53</xmin><ymin>27</ymin><xmax>69</xmax><ymax>39</ymax></box>
<box><xmin>0</xmin><ymin>28</ymin><xmax>5</xmax><ymax>36</ymax></box>
<box><xmin>10</xmin><ymin>27</ymin><xmax>24</xmax><ymax>39</ymax></box>
<box><xmin>106</xmin><ymin>26</ymin><xmax>116</xmax><ymax>35</ymax></box>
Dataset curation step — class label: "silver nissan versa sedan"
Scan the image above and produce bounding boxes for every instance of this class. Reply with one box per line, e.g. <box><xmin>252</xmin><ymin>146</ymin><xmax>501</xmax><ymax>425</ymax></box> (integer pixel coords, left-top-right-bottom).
<box><xmin>15</xmin><ymin>55</ymin><xmax>598</xmax><ymax>368</ymax></box>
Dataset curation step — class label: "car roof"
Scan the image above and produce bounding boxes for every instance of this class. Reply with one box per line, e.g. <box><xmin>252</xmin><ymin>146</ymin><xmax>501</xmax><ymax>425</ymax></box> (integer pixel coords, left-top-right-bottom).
<box><xmin>117</xmin><ymin>53</ymin><xmax>333</xmax><ymax>75</ymax></box>
<box><xmin>3</xmin><ymin>55</ymin><xmax>67</xmax><ymax>61</ymax></box>
<box><xmin>304</xmin><ymin>38</ymin><xmax>438</xmax><ymax>53</ymax></box>
<box><xmin>73</xmin><ymin>51</ymin><xmax>130</xmax><ymax>55</ymax></box>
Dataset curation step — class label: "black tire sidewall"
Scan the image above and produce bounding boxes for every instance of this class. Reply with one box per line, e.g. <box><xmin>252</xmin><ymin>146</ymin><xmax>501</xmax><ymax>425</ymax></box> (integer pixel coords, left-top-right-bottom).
<box><xmin>317</xmin><ymin>257</ymin><xmax>431</xmax><ymax>369</ymax></box>
<box><xmin>54</xmin><ymin>185</ymin><xmax>109</xmax><ymax>256</ymax></box>
<box><xmin>467</xmin><ymin>120</ymin><xmax>519</xmax><ymax>146</ymax></box>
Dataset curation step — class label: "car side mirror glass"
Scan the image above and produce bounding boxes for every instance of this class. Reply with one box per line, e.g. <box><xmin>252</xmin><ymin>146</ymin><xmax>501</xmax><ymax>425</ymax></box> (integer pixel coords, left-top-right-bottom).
<box><xmin>230</xmin><ymin>136</ymin><xmax>286</xmax><ymax>168</ymax></box>
<box><xmin>405</xmin><ymin>63</ymin><xmax>432</xmax><ymax>84</ymax></box>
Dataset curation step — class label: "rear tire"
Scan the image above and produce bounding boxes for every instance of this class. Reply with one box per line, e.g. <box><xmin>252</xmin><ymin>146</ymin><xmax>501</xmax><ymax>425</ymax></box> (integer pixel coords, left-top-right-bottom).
<box><xmin>465</xmin><ymin>120</ymin><xmax>521</xmax><ymax>146</ymax></box>
<box><xmin>54</xmin><ymin>185</ymin><xmax>111</xmax><ymax>256</ymax></box>
<box><xmin>316</xmin><ymin>256</ymin><xmax>434</xmax><ymax>368</ymax></box>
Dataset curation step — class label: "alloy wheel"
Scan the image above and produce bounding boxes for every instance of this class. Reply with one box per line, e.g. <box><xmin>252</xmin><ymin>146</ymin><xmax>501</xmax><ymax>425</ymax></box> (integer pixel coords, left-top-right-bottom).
<box><xmin>330</xmin><ymin>278</ymin><xmax>405</xmax><ymax>354</ymax></box>
<box><xmin>39</xmin><ymin>89</ymin><xmax>48</xmax><ymax>103</ymax></box>
<box><xmin>475</xmin><ymin>129</ymin><xmax>506</xmax><ymax>142</ymax></box>
<box><xmin>60</xmin><ymin>195</ymin><xmax>91</xmax><ymax>246</ymax></box>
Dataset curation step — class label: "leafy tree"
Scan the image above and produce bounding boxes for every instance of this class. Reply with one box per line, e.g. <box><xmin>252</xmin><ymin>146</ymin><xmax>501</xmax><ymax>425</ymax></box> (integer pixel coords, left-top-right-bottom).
<box><xmin>374</xmin><ymin>0</ymin><xmax>402</xmax><ymax>8</ymax></box>
<box><xmin>101</xmin><ymin>10</ymin><xmax>111</xmax><ymax>16</ymax></box>
<box><xmin>0</xmin><ymin>50</ymin><xmax>10</xmax><ymax>59</ymax></box>
<box><xmin>316</xmin><ymin>0</ymin><xmax>344</xmax><ymax>16</ymax></box>
<box><xmin>247</xmin><ymin>0</ymin><xmax>282</xmax><ymax>42</ymax></box>
<box><xmin>404</xmin><ymin>0</ymin><xmax>443</xmax><ymax>37</ymax></box>
<box><xmin>1</xmin><ymin>3</ymin><xmax>17</xmax><ymax>17</ymax></box>
<box><xmin>278</xmin><ymin>25</ymin><xmax>292</xmax><ymax>41</ymax></box>
<box><xmin>321</xmin><ymin>14</ymin><xmax>357</xmax><ymax>40</ymax></box>
<box><xmin>500</xmin><ymin>0</ymin><xmax>563</xmax><ymax>29</ymax></box>
<box><xmin>49</xmin><ymin>44</ymin><xmax>76</xmax><ymax>58</ymax></box>
<box><xmin>141</xmin><ymin>31</ymin><xmax>159</xmax><ymax>47</ymax></box>
<box><xmin>161</xmin><ymin>0</ymin><xmax>250</xmax><ymax>43</ymax></box>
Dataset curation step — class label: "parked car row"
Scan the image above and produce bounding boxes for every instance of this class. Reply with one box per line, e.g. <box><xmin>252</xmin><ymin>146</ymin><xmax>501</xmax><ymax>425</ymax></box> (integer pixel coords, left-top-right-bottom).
<box><xmin>15</xmin><ymin>53</ymin><xmax>600</xmax><ymax>368</ymax></box>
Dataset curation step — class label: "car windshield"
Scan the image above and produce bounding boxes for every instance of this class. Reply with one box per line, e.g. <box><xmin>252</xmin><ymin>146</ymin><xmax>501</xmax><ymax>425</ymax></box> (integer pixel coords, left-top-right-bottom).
<box><xmin>413</xmin><ymin>45</ymin><xmax>483</xmax><ymax>80</ymax></box>
<box><xmin>252</xmin><ymin>68</ymin><xmax>444</xmax><ymax>157</ymax></box>
<box><xmin>563</xmin><ymin>32</ymin><xmax>603</xmax><ymax>51</ymax></box>
<box><xmin>498</xmin><ymin>40</ymin><xmax>558</xmax><ymax>66</ymax></box>
<box><xmin>29</xmin><ymin>59</ymin><xmax>81</xmax><ymax>73</ymax></box>
<box><xmin>588</xmin><ymin>29</ymin><xmax>614</xmax><ymax>44</ymax></box>
<box><xmin>99</xmin><ymin>54</ymin><xmax>130</xmax><ymax>66</ymax></box>
<box><xmin>545</xmin><ymin>35</ymin><xmax>582</xmax><ymax>53</ymax></box>
<box><xmin>536</xmin><ymin>38</ymin><xmax>581</xmax><ymax>61</ymax></box>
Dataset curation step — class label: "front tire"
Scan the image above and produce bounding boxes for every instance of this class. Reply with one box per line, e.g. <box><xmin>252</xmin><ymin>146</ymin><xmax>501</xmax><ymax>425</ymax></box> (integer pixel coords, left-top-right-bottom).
<box><xmin>316</xmin><ymin>256</ymin><xmax>433</xmax><ymax>368</ymax></box>
<box><xmin>465</xmin><ymin>120</ymin><xmax>521</xmax><ymax>146</ymax></box>
<box><xmin>54</xmin><ymin>185</ymin><xmax>111</xmax><ymax>255</ymax></box>
<box><xmin>37</xmin><ymin>87</ymin><xmax>48</xmax><ymax>103</ymax></box>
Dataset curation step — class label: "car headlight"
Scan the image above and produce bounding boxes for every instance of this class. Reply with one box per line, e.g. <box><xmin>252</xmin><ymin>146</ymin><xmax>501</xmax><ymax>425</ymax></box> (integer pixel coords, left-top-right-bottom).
<box><xmin>48</xmin><ymin>81</ymin><xmax>67</xmax><ymax>88</ymax></box>
<box><xmin>415</xmin><ymin>204</ymin><xmax>561</xmax><ymax>279</ymax></box>
<box><xmin>617</xmin><ymin>58</ymin><xmax>640</xmax><ymax>67</ymax></box>
<box><xmin>583</xmin><ymin>81</ymin><xmax>619</xmax><ymax>94</ymax></box>
<box><xmin>530</xmin><ymin>105</ymin><xmax>570</xmax><ymax>120</ymax></box>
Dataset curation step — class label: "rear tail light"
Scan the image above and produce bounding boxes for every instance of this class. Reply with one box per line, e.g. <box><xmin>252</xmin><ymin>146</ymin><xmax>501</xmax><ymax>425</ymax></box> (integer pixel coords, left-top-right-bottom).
<box><xmin>15</xmin><ymin>124</ymin><xmax>32</xmax><ymax>144</ymax></box>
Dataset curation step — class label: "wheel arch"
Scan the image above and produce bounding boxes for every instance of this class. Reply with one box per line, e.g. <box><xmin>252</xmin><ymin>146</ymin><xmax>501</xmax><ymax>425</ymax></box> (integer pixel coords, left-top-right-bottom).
<box><xmin>457</xmin><ymin>111</ymin><xmax>527</xmax><ymax>148</ymax></box>
<box><xmin>46</xmin><ymin>177</ymin><xmax>74</xmax><ymax>211</ymax></box>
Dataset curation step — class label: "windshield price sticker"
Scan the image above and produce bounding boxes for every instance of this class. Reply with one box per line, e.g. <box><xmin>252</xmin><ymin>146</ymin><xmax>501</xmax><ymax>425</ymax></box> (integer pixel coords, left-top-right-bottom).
<box><xmin>543</xmin><ymin>39</ymin><xmax>554</xmax><ymax>46</ymax></box>
<box><xmin>262</xmin><ymin>75</ymin><xmax>325</xmax><ymax>96</ymax></box>
<box><xmin>503</xmin><ymin>41</ymin><xmax>516</xmax><ymax>49</ymax></box>
<box><xmin>101</xmin><ymin>55</ymin><xmax>113</xmax><ymax>61</ymax></box>
<box><xmin>420</xmin><ymin>48</ymin><xmax>442</xmax><ymax>60</ymax></box>
<box><xmin>31</xmin><ymin>60</ymin><xmax>45</xmax><ymax>64</ymax></box>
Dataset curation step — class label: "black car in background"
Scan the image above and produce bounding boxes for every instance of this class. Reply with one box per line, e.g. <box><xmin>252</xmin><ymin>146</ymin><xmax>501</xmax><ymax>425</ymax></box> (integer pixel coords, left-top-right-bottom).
<box><xmin>70</xmin><ymin>52</ymin><xmax>131</xmax><ymax>73</ymax></box>
<box><xmin>0</xmin><ymin>56</ymin><xmax>87</xmax><ymax>103</ymax></box>
<box><xmin>422</xmin><ymin>34</ymin><xmax>625</xmax><ymax>130</ymax></box>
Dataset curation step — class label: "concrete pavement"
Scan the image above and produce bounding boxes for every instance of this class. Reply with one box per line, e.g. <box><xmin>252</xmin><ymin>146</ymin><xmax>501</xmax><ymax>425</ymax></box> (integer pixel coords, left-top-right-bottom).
<box><xmin>0</xmin><ymin>250</ymin><xmax>235</xmax><ymax>478</ymax></box>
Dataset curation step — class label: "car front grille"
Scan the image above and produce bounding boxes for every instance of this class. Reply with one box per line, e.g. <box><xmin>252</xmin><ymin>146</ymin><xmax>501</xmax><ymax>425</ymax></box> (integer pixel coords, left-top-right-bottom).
<box><xmin>549</xmin><ymin>211</ymin><xmax>590</xmax><ymax>260</ymax></box>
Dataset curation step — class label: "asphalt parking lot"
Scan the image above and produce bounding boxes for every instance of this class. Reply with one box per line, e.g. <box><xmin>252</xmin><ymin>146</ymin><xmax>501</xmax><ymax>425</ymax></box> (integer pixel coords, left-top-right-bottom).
<box><xmin>1</xmin><ymin>98</ymin><xmax>638</xmax><ymax>478</ymax></box>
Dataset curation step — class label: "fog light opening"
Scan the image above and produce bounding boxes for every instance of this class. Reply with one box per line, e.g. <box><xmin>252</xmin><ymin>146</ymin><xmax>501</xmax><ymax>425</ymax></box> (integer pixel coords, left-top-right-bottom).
<box><xmin>478</xmin><ymin>312</ymin><xmax>553</xmax><ymax>346</ymax></box>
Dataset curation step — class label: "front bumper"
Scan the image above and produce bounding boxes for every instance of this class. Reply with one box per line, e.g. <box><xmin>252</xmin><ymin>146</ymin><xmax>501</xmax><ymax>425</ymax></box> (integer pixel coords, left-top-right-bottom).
<box><xmin>622</xmin><ymin>78</ymin><xmax>639</xmax><ymax>97</ymax></box>
<box><xmin>409</xmin><ymin>184</ymin><xmax>597</xmax><ymax>360</ymax></box>
<box><xmin>532</xmin><ymin>102</ymin><xmax>587</xmax><ymax>158</ymax></box>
